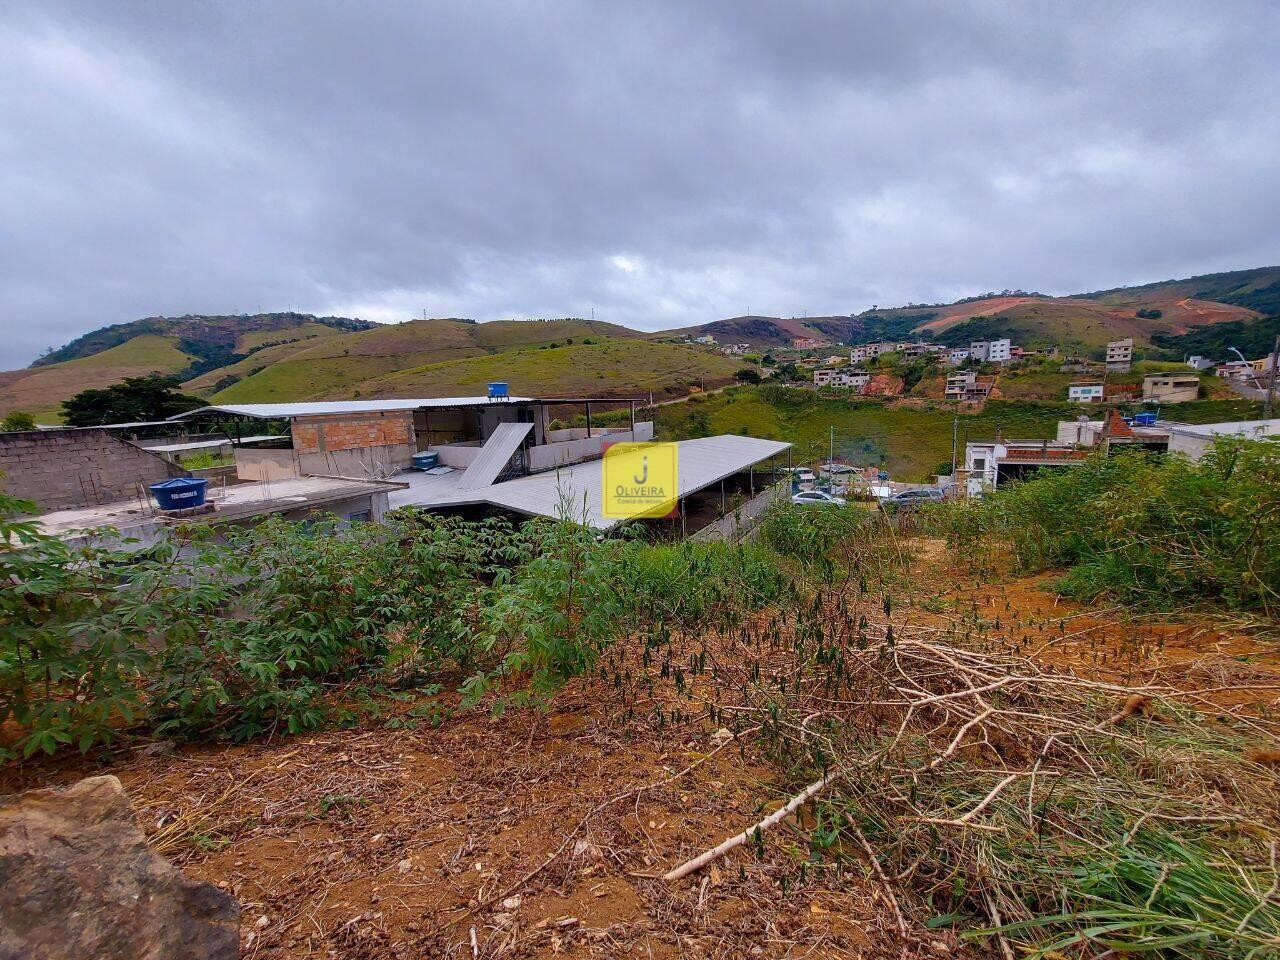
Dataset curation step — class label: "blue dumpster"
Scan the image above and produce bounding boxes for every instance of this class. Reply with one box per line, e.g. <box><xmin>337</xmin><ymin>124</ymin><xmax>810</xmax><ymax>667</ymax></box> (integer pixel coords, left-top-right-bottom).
<box><xmin>412</xmin><ymin>451</ymin><xmax>440</xmax><ymax>470</ymax></box>
<box><xmin>150</xmin><ymin>477</ymin><xmax>209</xmax><ymax>510</ymax></box>
<box><xmin>487</xmin><ymin>381</ymin><xmax>509</xmax><ymax>399</ymax></box>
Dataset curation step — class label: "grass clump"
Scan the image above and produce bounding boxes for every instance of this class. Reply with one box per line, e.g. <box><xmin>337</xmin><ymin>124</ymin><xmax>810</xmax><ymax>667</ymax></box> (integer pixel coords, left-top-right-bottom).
<box><xmin>928</xmin><ymin>437</ymin><xmax>1280</xmax><ymax>615</ymax></box>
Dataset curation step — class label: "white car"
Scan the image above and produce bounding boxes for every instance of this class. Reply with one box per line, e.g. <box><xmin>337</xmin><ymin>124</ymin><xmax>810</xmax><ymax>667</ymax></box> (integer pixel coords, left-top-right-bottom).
<box><xmin>791</xmin><ymin>490</ymin><xmax>846</xmax><ymax>506</ymax></box>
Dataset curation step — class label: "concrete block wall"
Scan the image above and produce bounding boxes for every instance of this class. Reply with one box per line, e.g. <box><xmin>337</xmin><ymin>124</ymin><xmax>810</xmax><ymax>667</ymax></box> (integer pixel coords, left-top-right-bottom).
<box><xmin>0</xmin><ymin>429</ymin><xmax>184</xmax><ymax>511</ymax></box>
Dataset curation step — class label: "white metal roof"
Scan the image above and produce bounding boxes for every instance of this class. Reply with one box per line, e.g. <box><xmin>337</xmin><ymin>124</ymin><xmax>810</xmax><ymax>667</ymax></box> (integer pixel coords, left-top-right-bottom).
<box><xmin>1165</xmin><ymin>418</ymin><xmax>1280</xmax><ymax>439</ymax></box>
<box><xmin>390</xmin><ymin>434</ymin><xmax>792</xmax><ymax>529</ymax></box>
<box><xmin>170</xmin><ymin>397</ymin><xmax>534</xmax><ymax>420</ymax></box>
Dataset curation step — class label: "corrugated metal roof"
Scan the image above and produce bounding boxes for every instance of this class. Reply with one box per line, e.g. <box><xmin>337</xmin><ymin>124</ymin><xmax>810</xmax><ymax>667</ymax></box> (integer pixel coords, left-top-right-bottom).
<box><xmin>170</xmin><ymin>397</ymin><xmax>535</xmax><ymax>420</ymax></box>
<box><xmin>391</xmin><ymin>434</ymin><xmax>792</xmax><ymax>529</ymax></box>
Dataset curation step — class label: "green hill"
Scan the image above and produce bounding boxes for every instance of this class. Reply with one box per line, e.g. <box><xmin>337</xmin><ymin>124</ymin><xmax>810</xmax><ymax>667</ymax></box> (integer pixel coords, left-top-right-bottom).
<box><xmin>329</xmin><ymin>338</ymin><xmax>744</xmax><ymax>403</ymax></box>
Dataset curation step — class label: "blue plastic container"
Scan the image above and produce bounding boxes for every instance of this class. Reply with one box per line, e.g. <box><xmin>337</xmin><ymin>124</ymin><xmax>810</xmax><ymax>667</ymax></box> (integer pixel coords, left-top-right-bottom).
<box><xmin>412</xmin><ymin>451</ymin><xmax>440</xmax><ymax>470</ymax></box>
<box><xmin>150</xmin><ymin>477</ymin><xmax>209</xmax><ymax>510</ymax></box>
<box><xmin>487</xmin><ymin>381</ymin><xmax>509</xmax><ymax>399</ymax></box>
<box><xmin>1132</xmin><ymin>411</ymin><xmax>1158</xmax><ymax>426</ymax></box>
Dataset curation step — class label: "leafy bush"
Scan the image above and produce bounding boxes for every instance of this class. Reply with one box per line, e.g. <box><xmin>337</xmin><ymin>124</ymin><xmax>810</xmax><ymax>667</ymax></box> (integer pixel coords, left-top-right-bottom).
<box><xmin>2</xmin><ymin>494</ymin><xmax>800</xmax><ymax>757</ymax></box>
<box><xmin>927</xmin><ymin>438</ymin><xmax>1280</xmax><ymax>613</ymax></box>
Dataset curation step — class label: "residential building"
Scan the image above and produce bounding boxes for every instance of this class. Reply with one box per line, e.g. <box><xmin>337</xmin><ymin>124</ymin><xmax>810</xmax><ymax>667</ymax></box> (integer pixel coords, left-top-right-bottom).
<box><xmin>692</xmin><ymin>334</ymin><xmax>717</xmax><ymax>345</ymax></box>
<box><xmin>962</xmin><ymin>439</ymin><xmax>1086</xmax><ymax>496</ymax></box>
<box><xmin>1186</xmin><ymin>355</ymin><xmax>1215</xmax><ymax>371</ymax></box>
<box><xmin>814</xmin><ymin>369</ymin><xmax>871</xmax><ymax>390</ymax></box>
<box><xmin>1068</xmin><ymin>383</ymin><xmax>1105</xmax><ymax>403</ymax></box>
<box><xmin>849</xmin><ymin>345</ymin><xmax>872</xmax><ymax>363</ymax></box>
<box><xmin>1142</xmin><ymin>374</ymin><xmax>1200</xmax><ymax>403</ymax></box>
<box><xmin>945</xmin><ymin>348</ymin><xmax>970</xmax><ymax>366</ymax></box>
<box><xmin>1217</xmin><ymin>360</ymin><xmax>1257</xmax><ymax>381</ymax></box>
<box><xmin>987</xmin><ymin>338</ymin><xmax>1013</xmax><ymax>363</ymax></box>
<box><xmin>969</xmin><ymin>341</ymin><xmax>990</xmax><ymax>362</ymax></box>
<box><xmin>944</xmin><ymin>371</ymin><xmax>993</xmax><ymax>402</ymax></box>
<box><xmin>824</xmin><ymin>355</ymin><xmax>846</xmax><ymax>365</ymax></box>
<box><xmin>1105</xmin><ymin>338</ymin><xmax>1134</xmax><ymax>372</ymax></box>
<box><xmin>792</xmin><ymin>337</ymin><xmax>823</xmax><ymax>349</ymax></box>
<box><xmin>721</xmin><ymin>342</ymin><xmax>751</xmax><ymax>355</ymax></box>
<box><xmin>944</xmin><ymin>371</ymin><xmax>976</xmax><ymax>400</ymax></box>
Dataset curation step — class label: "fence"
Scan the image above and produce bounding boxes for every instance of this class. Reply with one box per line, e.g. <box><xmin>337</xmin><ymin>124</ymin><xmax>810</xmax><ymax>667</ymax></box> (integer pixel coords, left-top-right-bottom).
<box><xmin>691</xmin><ymin>481</ymin><xmax>790</xmax><ymax>542</ymax></box>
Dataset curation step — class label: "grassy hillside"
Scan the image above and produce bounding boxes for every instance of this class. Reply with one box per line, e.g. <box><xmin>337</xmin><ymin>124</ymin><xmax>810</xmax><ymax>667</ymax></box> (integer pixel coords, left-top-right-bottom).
<box><xmin>350</xmin><ymin>339</ymin><xmax>744</xmax><ymax>401</ymax></box>
<box><xmin>206</xmin><ymin>318</ymin><xmax>646</xmax><ymax>402</ymax></box>
<box><xmin>649</xmin><ymin>384</ymin><xmax>1263</xmax><ymax>481</ymax></box>
<box><xmin>34</xmin><ymin>312</ymin><xmax>373</xmax><ymax>367</ymax></box>
<box><xmin>650</xmin><ymin>386</ymin><xmax>1072</xmax><ymax>480</ymax></box>
<box><xmin>0</xmin><ymin>335</ymin><xmax>196</xmax><ymax>423</ymax></box>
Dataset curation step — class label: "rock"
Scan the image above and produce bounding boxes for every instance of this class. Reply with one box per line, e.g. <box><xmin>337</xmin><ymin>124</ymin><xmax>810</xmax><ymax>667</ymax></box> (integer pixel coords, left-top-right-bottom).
<box><xmin>710</xmin><ymin>727</ymin><xmax>733</xmax><ymax>746</ymax></box>
<box><xmin>0</xmin><ymin>774</ymin><xmax>239</xmax><ymax>960</ymax></box>
<box><xmin>500</xmin><ymin>895</ymin><xmax>523</xmax><ymax>911</ymax></box>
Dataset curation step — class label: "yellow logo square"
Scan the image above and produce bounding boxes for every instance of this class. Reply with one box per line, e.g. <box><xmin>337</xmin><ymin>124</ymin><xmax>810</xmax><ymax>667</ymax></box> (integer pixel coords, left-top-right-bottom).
<box><xmin>603</xmin><ymin>442</ymin><xmax>679</xmax><ymax>519</ymax></box>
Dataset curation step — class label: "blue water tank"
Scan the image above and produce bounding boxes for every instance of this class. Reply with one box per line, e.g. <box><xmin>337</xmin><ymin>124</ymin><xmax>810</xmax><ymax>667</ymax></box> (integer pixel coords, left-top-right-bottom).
<box><xmin>150</xmin><ymin>477</ymin><xmax>209</xmax><ymax>510</ymax></box>
<box><xmin>487</xmin><ymin>381</ymin><xmax>509</xmax><ymax>399</ymax></box>
<box><xmin>1132</xmin><ymin>412</ymin><xmax>1158</xmax><ymax>426</ymax></box>
<box><xmin>412</xmin><ymin>451</ymin><xmax>440</xmax><ymax>470</ymax></box>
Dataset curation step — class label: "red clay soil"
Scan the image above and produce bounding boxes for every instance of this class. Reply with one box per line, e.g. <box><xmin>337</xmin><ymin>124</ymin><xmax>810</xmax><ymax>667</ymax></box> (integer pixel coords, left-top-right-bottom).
<box><xmin>2</xmin><ymin>677</ymin><xmax>943</xmax><ymax>959</ymax></box>
<box><xmin>901</xmin><ymin>540</ymin><xmax>1280</xmax><ymax>716</ymax></box>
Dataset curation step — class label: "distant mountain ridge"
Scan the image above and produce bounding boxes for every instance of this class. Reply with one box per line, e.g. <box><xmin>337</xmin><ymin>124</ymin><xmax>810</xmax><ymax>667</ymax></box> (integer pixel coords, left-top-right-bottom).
<box><xmin>4</xmin><ymin>265</ymin><xmax>1279</xmax><ymax>422</ymax></box>
<box><xmin>665</xmin><ymin>266</ymin><xmax>1280</xmax><ymax>350</ymax></box>
<box><xmin>34</xmin><ymin>312</ymin><xmax>376</xmax><ymax>368</ymax></box>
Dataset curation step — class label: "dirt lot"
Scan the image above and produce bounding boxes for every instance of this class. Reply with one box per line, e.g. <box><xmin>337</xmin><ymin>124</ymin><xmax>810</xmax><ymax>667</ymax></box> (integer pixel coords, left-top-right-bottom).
<box><xmin>6</xmin><ymin>536</ymin><xmax>1278</xmax><ymax>958</ymax></box>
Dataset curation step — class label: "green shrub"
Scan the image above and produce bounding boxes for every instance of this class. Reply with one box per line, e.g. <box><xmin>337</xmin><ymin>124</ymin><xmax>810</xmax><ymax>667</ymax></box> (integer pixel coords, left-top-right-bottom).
<box><xmin>927</xmin><ymin>437</ymin><xmax>1280</xmax><ymax>612</ymax></box>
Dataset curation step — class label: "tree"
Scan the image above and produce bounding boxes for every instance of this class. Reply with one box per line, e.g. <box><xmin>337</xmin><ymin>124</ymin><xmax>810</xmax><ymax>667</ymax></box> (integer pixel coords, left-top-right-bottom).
<box><xmin>62</xmin><ymin>375</ymin><xmax>206</xmax><ymax>427</ymax></box>
<box><xmin>734</xmin><ymin>368</ymin><xmax>762</xmax><ymax>384</ymax></box>
<box><xmin>0</xmin><ymin>411</ymin><xmax>36</xmax><ymax>432</ymax></box>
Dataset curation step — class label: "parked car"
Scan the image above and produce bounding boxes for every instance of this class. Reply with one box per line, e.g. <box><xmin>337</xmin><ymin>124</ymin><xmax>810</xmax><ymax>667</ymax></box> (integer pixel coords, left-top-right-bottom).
<box><xmin>881</xmin><ymin>488</ymin><xmax>945</xmax><ymax>510</ymax></box>
<box><xmin>791</xmin><ymin>490</ymin><xmax>847</xmax><ymax>506</ymax></box>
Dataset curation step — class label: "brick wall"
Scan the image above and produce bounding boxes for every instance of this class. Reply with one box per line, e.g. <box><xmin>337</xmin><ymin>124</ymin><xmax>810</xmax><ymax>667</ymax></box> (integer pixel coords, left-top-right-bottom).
<box><xmin>292</xmin><ymin>413</ymin><xmax>414</xmax><ymax>454</ymax></box>
<box><xmin>0</xmin><ymin>429</ymin><xmax>184</xmax><ymax>511</ymax></box>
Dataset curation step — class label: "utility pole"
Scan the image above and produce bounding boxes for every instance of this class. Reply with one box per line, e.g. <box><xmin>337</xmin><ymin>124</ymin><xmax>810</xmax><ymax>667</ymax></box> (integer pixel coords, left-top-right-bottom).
<box><xmin>1267</xmin><ymin>334</ymin><xmax>1280</xmax><ymax>420</ymax></box>
<box><xmin>950</xmin><ymin>415</ymin><xmax>959</xmax><ymax>478</ymax></box>
<box><xmin>829</xmin><ymin>426</ymin><xmax>835</xmax><ymax>479</ymax></box>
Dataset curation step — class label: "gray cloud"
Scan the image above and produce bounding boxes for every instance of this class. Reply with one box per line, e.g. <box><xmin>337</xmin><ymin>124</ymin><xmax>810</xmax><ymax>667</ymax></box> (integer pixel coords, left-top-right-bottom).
<box><xmin>2</xmin><ymin>0</ymin><xmax>1278</xmax><ymax>366</ymax></box>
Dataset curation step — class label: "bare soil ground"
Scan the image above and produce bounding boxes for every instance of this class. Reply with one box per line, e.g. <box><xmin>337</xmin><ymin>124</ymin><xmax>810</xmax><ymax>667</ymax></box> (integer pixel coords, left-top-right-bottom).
<box><xmin>6</xmin><ymin>537</ymin><xmax>1276</xmax><ymax>958</ymax></box>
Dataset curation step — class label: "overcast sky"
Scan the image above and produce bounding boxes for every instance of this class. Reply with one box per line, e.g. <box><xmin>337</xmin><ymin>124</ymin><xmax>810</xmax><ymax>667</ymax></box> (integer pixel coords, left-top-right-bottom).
<box><xmin>2</xmin><ymin>2</ymin><xmax>1278</xmax><ymax>368</ymax></box>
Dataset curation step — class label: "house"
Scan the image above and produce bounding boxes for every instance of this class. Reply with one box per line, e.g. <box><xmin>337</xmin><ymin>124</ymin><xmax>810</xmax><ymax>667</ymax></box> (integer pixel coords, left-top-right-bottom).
<box><xmin>1106</xmin><ymin>338</ymin><xmax>1134</xmax><ymax>373</ymax></box>
<box><xmin>1068</xmin><ymin>383</ymin><xmax>1105</xmax><ymax>403</ymax></box>
<box><xmin>1217</xmin><ymin>360</ymin><xmax>1257</xmax><ymax>381</ymax></box>
<box><xmin>1142</xmin><ymin>374</ymin><xmax>1200</xmax><ymax>403</ymax></box>
<box><xmin>1187</xmin><ymin>355</ymin><xmax>1215</xmax><ymax>371</ymax></box>
<box><xmin>944</xmin><ymin>371</ymin><xmax>976</xmax><ymax>400</ymax></box>
<box><xmin>814</xmin><ymin>369</ymin><xmax>871</xmax><ymax>390</ymax></box>
<box><xmin>962</xmin><ymin>439</ymin><xmax>1087</xmax><ymax>496</ymax></box>
<box><xmin>945</xmin><ymin>348</ymin><xmax>970</xmax><ymax>366</ymax></box>
<box><xmin>824</xmin><ymin>355</ymin><xmax>846</xmax><ymax>365</ymax></box>
<box><xmin>692</xmin><ymin>334</ymin><xmax>717</xmax><ymax>345</ymax></box>
<box><xmin>792</xmin><ymin>337</ymin><xmax>823</xmax><ymax>349</ymax></box>
<box><xmin>969</xmin><ymin>339</ymin><xmax>1013</xmax><ymax>364</ymax></box>
<box><xmin>721</xmin><ymin>342</ymin><xmax>752</xmax><ymax>355</ymax></box>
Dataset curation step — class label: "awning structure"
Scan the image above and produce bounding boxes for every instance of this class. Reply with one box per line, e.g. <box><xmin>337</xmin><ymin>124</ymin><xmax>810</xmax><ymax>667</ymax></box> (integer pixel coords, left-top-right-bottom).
<box><xmin>389</xmin><ymin>434</ymin><xmax>791</xmax><ymax>529</ymax></box>
<box><xmin>169</xmin><ymin>398</ymin><xmax>536</xmax><ymax>419</ymax></box>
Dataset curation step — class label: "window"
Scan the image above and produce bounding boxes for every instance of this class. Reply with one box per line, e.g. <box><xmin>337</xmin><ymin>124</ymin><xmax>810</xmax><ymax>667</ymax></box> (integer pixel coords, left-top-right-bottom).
<box><xmin>972</xmin><ymin>458</ymin><xmax>987</xmax><ymax>471</ymax></box>
<box><xmin>346</xmin><ymin>510</ymin><xmax>372</xmax><ymax>523</ymax></box>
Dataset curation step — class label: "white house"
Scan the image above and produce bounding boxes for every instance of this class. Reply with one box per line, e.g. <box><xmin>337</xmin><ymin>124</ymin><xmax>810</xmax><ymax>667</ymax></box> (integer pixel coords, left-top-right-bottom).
<box><xmin>1068</xmin><ymin>383</ymin><xmax>1105</xmax><ymax>403</ymax></box>
<box><xmin>946</xmin><ymin>348</ymin><xmax>970</xmax><ymax>366</ymax></box>
<box><xmin>814</xmin><ymin>369</ymin><xmax>871</xmax><ymax>390</ymax></box>
<box><xmin>987</xmin><ymin>339</ymin><xmax>1012</xmax><ymax>363</ymax></box>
